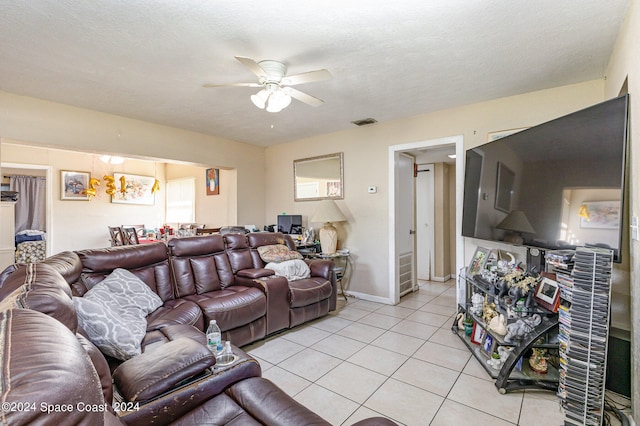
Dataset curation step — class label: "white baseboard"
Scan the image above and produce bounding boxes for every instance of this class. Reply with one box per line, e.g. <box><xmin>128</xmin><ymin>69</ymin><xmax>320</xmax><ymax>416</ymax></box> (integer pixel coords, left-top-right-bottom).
<box><xmin>344</xmin><ymin>291</ymin><xmax>395</xmax><ymax>305</ymax></box>
<box><xmin>430</xmin><ymin>274</ymin><xmax>451</xmax><ymax>282</ymax></box>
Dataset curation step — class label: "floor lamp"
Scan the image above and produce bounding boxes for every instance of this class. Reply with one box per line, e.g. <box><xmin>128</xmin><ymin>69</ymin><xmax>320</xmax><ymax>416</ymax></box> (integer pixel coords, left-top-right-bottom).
<box><xmin>312</xmin><ymin>200</ymin><xmax>346</xmax><ymax>254</ymax></box>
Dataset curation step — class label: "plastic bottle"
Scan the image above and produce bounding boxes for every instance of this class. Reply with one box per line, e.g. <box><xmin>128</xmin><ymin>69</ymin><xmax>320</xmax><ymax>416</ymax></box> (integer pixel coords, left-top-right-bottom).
<box><xmin>222</xmin><ymin>340</ymin><xmax>232</xmax><ymax>356</ymax></box>
<box><xmin>206</xmin><ymin>320</ymin><xmax>222</xmax><ymax>354</ymax></box>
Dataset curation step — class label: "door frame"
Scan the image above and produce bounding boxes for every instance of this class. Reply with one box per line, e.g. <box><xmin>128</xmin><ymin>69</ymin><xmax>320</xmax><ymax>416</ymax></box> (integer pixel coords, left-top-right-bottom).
<box><xmin>388</xmin><ymin>135</ymin><xmax>464</xmax><ymax>304</ymax></box>
<box><xmin>1</xmin><ymin>161</ymin><xmax>54</xmax><ymax>256</ymax></box>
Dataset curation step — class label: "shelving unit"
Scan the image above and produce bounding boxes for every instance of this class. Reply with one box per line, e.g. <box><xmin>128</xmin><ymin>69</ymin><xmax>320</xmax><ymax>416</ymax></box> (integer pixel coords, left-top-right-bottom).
<box><xmin>454</xmin><ymin>270</ymin><xmax>560</xmax><ymax>394</ymax></box>
<box><xmin>556</xmin><ymin>247</ymin><xmax>613</xmax><ymax>426</ymax></box>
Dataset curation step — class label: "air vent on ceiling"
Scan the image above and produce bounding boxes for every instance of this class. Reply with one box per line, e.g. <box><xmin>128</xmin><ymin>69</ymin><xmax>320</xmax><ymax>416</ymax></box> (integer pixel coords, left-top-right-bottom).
<box><xmin>351</xmin><ymin>118</ymin><xmax>378</xmax><ymax>126</ymax></box>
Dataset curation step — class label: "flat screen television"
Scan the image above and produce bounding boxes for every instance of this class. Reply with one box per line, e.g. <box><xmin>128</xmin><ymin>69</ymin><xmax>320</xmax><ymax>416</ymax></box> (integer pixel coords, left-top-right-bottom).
<box><xmin>277</xmin><ymin>214</ymin><xmax>302</xmax><ymax>234</ymax></box>
<box><xmin>462</xmin><ymin>94</ymin><xmax>629</xmax><ymax>262</ymax></box>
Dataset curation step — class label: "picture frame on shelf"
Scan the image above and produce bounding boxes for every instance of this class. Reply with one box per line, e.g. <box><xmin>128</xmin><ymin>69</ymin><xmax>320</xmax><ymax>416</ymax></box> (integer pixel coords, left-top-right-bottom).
<box><xmin>480</xmin><ymin>334</ymin><xmax>495</xmax><ymax>358</ymax></box>
<box><xmin>468</xmin><ymin>246</ymin><xmax>491</xmax><ymax>276</ymax></box>
<box><xmin>534</xmin><ymin>277</ymin><xmax>561</xmax><ymax>312</ymax></box>
<box><xmin>61</xmin><ymin>170</ymin><xmax>91</xmax><ymax>201</ymax></box>
<box><xmin>471</xmin><ymin>321</ymin><xmax>485</xmax><ymax>345</ymax></box>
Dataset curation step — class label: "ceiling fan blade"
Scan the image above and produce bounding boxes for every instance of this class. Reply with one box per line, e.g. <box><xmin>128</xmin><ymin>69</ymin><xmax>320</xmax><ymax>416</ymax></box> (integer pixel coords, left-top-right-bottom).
<box><xmin>287</xmin><ymin>87</ymin><xmax>324</xmax><ymax>107</ymax></box>
<box><xmin>202</xmin><ymin>82</ymin><xmax>262</xmax><ymax>88</ymax></box>
<box><xmin>235</xmin><ymin>56</ymin><xmax>267</xmax><ymax>78</ymax></box>
<box><xmin>282</xmin><ymin>69</ymin><xmax>332</xmax><ymax>86</ymax></box>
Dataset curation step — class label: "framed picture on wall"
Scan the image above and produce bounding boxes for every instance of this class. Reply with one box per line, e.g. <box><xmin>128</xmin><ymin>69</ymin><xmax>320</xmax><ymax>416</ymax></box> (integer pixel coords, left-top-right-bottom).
<box><xmin>111</xmin><ymin>173</ymin><xmax>155</xmax><ymax>205</ymax></box>
<box><xmin>60</xmin><ymin>170</ymin><xmax>91</xmax><ymax>201</ymax></box>
<box><xmin>206</xmin><ymin>168</ymin><xmax>219</xmax><ymax>195</ymax></box>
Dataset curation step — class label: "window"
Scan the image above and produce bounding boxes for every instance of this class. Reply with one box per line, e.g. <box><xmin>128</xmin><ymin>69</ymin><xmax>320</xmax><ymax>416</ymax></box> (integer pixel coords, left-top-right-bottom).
<box><xmin>166</xmin><ymin>178</ymin><xmax>195</xmax><ymax>223</ymax></box>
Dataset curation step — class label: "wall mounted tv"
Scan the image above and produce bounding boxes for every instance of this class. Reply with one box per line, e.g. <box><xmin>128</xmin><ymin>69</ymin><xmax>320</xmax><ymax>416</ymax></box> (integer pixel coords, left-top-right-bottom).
<box><xmin>462</xmin><ymin>94</ymin><xmax>629</xmax><ymax>262</ymax></box>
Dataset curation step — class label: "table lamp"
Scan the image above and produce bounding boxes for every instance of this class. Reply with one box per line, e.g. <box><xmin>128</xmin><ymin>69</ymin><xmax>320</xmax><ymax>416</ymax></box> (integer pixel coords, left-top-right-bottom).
<box><xmin>311</xmin><ymin>200</ymin><xmax>347</xmax><ymax>254</ymax></box>
<box><xmin>496</xmin><ymin>210</ymin><xmax>535</xmax><ymax>245</ymax></box>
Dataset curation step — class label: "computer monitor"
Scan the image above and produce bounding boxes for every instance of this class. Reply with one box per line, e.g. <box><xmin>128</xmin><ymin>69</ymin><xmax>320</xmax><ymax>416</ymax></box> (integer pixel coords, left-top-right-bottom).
<box><xmin>277</xmin><ymin>215</ymin><xmax>302</xmax><ymax>234</ymax></box>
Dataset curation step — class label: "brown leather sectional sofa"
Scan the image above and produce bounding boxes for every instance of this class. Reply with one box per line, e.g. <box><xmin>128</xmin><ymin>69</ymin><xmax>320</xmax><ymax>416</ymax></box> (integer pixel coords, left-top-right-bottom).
<box><xmin>0</xmin><ymin>233</ymin><xmax>397</xmax><ymax>425</ymax></box>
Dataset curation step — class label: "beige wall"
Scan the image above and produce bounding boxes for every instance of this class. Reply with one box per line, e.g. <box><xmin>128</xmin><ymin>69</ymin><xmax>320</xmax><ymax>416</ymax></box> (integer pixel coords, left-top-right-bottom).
<box><xmin>604</xmin><ymin>0</ymin><xmax>639</xmax><ymax>419</ymax></box>
<box><xmin>265</xmin><ymin>80</ymin><xmax>605</xmax><ymax>299</ymax></box>
<box><xmin>165</xmin><ymin>164</ymin><xmax>237</xmax><ymax>229</ymax></box>
<box><xmin>0</xmin><ymin>90</ymin><xmax>265</xmax><ymax>228</ymax></box>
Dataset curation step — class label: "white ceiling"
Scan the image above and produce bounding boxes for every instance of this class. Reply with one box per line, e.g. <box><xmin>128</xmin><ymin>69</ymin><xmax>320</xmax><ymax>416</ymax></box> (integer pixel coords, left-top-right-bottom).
<box><xmin>0</xmin><ymin>0</ymin><xmax>630</xmax><ymax>147</ymax></box>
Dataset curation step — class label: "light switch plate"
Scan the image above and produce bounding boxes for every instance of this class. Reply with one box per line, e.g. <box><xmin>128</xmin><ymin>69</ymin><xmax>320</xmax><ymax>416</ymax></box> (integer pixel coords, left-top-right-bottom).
<box><xmin>368</xmin><ymin>186</ymin><xmax>377</xmax><ymax>193</ymax></box>
<box><xmin>631</xmin><ymin>216</ymin><xmax>639</xmax><ymax>241</ymax></box>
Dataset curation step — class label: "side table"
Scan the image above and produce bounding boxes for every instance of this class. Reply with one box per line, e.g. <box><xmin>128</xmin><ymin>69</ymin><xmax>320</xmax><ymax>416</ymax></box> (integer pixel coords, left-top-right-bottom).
<box><xmin>305</xmin><ymin>252</ymin><xmax>350</xmax><ymax>301</ymax></box>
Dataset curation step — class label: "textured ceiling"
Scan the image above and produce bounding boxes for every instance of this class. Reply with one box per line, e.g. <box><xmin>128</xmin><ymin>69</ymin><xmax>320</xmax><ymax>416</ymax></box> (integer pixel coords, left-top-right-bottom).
<box><xmin>0</xmin><ymin>0</ymin><xmax>630</xmax><ymax>147</ymax></box>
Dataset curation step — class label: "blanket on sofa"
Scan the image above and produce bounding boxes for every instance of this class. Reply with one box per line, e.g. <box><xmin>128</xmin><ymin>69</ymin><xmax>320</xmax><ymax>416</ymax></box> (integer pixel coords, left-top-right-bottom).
<box><xmin>265</xmin><ymin>259</ymin><xmax>311</xmax><ymax>281</ymax></box>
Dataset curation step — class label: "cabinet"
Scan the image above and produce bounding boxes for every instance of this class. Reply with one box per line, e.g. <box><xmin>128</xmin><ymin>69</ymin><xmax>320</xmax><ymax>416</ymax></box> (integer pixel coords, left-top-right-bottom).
<box><xmin>0</xmin><ymin>202</ymin><xmax>16</xmax><ymax>270</ymax></box>
<box><xmin>453</xmin><ymin>270</ymin><xmax>560</xmax><ymax>394</ymax></box>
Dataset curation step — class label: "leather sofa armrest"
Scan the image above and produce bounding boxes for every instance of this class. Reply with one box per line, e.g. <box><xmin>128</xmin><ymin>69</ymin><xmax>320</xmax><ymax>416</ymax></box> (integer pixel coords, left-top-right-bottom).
<box><xmin>308</xmin><ymin>259</ymin><xmax>333</xmax><ymax>280</ymax></box>
<box><xmin>236</xmin><ymin>268</ymin><xmax>274</xmax><ymax>279</ymax></box>
<box><xmin>113</xmin><ymin>338</ymin><xmax>215</xmax><ymax>402</ymax></box>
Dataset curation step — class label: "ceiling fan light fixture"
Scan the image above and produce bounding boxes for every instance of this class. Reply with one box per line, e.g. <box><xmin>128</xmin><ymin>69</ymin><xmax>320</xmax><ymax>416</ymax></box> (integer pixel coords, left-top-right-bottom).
<box><xmin>250</xmin><ymin>89</ymin><xmax>269</xmax><ymax>109</ymax></box>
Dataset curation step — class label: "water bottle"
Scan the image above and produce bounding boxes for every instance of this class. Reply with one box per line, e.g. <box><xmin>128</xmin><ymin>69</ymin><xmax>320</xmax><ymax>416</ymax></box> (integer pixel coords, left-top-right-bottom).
<box><xmin>206</xmin><ymin>320</ymin><xmax>222</xmax><ymax>354</ymax></box>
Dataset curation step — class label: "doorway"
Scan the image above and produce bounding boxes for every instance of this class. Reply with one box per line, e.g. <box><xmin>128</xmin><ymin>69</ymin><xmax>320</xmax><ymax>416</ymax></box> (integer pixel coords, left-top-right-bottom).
<box><xmin>388</xmin><ymin>135</ymin><xmax>464</xmax><ymax>304</ymax></box>
<box><xmin>1</xmin><ymin>162</ymin><xmax>53</xmax><ymax>257</ymax></box>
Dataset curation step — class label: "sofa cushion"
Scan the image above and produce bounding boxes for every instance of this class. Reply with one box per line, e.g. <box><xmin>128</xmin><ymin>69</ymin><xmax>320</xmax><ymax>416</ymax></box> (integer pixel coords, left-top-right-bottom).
<box><xmin>265</xmin><ymin>259</ymin><xmax>311</xmax><ymax>281</ymax></box>
<box><xmin>0</xmin><ymin>263</ymin><xmax>77</xmax><ymax>332</ymax></box>
<box><xmin>186</xmin><ymin>286</ymin><xmax>267</xmax><ymax>331</ymax></box>
<box><xmin>73</xmin><ymin>268</ymin><xmax>163</xmax><ymax>360</ymax></box>
<box><xmin>257</xmin><ymin>244</ymin><xmax>302</xmax><ymax>263</ymax></box>
<box><xmin>0</xmin><ymin>309</ymin><xmax>108</xmax><ymax>425</ymax></box>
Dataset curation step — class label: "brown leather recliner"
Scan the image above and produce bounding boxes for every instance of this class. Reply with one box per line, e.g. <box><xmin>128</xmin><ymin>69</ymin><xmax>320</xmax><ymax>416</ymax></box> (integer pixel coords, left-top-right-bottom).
<box><xmin>229</xmin><ymin>232</ymin><xmax>336</xmax><ymax>328</ymax></box>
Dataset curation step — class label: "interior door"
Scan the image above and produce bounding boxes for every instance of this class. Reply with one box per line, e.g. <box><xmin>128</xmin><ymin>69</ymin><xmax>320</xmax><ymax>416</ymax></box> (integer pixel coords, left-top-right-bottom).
<box><xmin>416</xmin><ymin>164</ymin><xmax>434</xmax><ymax>281</ymax></box>
<box><xmin>397</xmin><ymin>153</ymin><xmax>416</xmax><ymax>295</ymax></box>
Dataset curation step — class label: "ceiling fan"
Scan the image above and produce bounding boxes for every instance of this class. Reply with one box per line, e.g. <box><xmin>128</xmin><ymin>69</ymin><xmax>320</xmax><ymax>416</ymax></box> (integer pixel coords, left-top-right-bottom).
<box><xmin>203</xmin><ymin>56</ymin><xmax>332</xmax><ymax>113</ymax></box>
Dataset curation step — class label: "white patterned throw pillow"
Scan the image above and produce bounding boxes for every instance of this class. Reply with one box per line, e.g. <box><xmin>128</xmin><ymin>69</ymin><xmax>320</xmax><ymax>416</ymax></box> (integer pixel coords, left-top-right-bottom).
<box><xmin>73</xmin><ymin>268</ymin><xmax>163</xmax><ymax>360</ymax></box>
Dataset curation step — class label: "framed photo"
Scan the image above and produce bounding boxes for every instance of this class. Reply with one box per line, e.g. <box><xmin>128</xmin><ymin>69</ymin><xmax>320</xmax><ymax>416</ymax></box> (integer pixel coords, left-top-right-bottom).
<box><xmin>579</xmin><ymin>201</ymin><xmax>620</xmax><ymax>229</ymax></box>
<box><xmin>206</xmin><ymin>168</ymin><xmax>219</xmax><ymax>196</ymax></box>
<box><xmin>534</xmin><ymin>277</ymin><xmax>561</xmax><ymax>312</ymax></box>
<box><xmin>61</xmin><ymin>170</ymin><xmax>91</xmax><ymax>201</ymax></box>
<box><xmin>111</xmin><ymin>173</ymin><xmax>155</xmax><ymax>205</ymax></box>
<box><xmin>468</xmin><ymin>247</ymin><xmax>491</xmax><ymax>276</ymax></box>
<box><xmin>480</xmin><ymin>334</ymin><xmax>495</xmax><ymax>358</ymax></box>
<box><xmin>471</xmin><ymin>322</ymin><xmax>485</xmax><ymax>345</ymax></box>
<box><xmin>495</xmin><ymin>162</ymin><xmax>515</xmax><ymax>213</ymax></box>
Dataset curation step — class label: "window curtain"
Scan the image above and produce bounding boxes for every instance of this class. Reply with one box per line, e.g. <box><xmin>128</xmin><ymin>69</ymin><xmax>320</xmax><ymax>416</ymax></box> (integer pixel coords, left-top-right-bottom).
<box><xmin>9</xmin><ymin>175</ymin><xmax>46</xmax><ymax>233</ymax></box>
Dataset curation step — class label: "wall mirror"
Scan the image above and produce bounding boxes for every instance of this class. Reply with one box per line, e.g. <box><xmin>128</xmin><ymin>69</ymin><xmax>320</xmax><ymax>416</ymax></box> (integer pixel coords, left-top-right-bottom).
<box><xmin>294</xmin><ymin>152</ymin><xmax>343</xmax><ymax>201</ymax></box>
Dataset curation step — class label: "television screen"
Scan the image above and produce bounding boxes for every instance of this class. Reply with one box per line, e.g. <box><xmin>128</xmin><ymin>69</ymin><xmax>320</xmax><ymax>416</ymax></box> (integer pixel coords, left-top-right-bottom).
<box><xmin>277</xmin><ymin>215</ymin><xmax>302</xmax><ymax>234</ymax></box>
<box><xmin>462</xmin><ymin>95</ymin><xmax>628</xmax><ymax>262</ymax></box>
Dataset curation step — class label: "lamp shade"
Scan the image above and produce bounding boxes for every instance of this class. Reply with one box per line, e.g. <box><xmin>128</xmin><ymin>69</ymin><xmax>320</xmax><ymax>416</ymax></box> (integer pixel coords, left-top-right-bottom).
<box><xmin>311</xmin><ymin>200</ymin><xmax>346</xmax><ymax>223</ymax></box>
<box><xmin>496</xmin><ymin>210</ymin><xmax>535</xmax><ymax>234</ymax></box>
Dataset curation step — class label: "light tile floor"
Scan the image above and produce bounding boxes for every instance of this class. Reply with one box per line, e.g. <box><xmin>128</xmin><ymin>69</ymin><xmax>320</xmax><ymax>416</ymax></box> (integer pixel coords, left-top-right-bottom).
<box><xmin>243</xmin><ymin>279</ymin><xmax>630</xmax><ymax>426</ymax></box>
